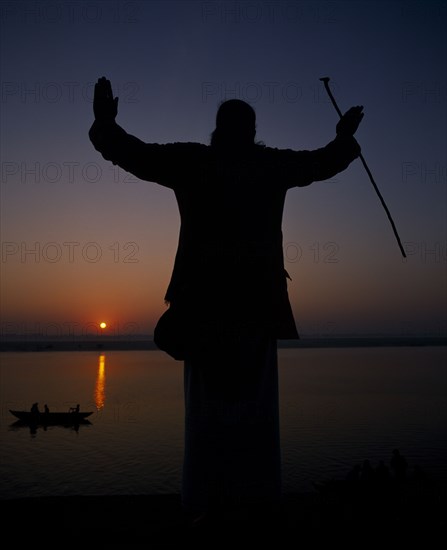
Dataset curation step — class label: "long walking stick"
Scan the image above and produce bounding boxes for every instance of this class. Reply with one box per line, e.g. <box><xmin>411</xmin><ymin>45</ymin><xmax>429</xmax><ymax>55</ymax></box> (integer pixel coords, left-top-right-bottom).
<box><xmin>320</xmin><ymin>77</ymin><xmax>406</xmax><ymax>258</ymax></box>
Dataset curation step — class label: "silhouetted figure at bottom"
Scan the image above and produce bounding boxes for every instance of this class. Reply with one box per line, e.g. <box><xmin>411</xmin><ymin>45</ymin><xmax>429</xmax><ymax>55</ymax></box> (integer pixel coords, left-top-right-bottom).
<box><xmin>360</xmin><ymin>459</ymin><xmax>375</xmax><ymax>483</ymax></box>
<box><xmin>346</xmin><ymin>464</ymin><xmax>361</xmax><ymax>483</ymax></box>
<box><xmin>375</xmin><ymin>460</ymin><xmax>390</xmax><ymax>486</ymax></box>
<box><xmin>89</xmin><ymin>77</ymin><xmax>363</xmax><ymax>525</ymax></box>
<box><xmin>390</xmin><ymin>449</ymin><xmax>408</xmax><ymax>483</ymax></box>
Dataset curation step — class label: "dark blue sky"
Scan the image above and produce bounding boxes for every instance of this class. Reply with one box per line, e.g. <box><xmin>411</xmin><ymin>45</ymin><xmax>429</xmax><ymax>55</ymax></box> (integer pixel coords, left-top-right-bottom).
<box><xmin>1</xmin><ymin>0</ymin><xmax>446</xmax><ymax>337</ymax></box>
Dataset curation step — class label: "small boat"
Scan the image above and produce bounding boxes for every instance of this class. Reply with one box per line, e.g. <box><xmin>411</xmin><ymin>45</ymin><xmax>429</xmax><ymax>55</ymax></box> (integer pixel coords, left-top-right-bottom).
<box><xmin>9</xmin><ymin>410</ymin><xmax>93</xmax><ymax>425</ymax></box>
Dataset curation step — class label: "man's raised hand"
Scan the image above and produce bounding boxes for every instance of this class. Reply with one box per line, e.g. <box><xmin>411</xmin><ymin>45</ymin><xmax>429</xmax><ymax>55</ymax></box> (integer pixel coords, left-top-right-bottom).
<box><xmin>93</xmin><ymin>76</ymin><xmax>119</xmax><ymax>122</ymax></box>
<box><xmin>336</xmin><ymin>106</ymin><xmax>364</xmax><ymax>137</ymax></box>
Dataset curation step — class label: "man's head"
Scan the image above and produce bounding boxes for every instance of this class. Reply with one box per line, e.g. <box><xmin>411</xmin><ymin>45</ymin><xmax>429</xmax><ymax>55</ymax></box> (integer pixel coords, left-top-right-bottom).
<box><xmin>211</xmin><ymin>99</ymin><xmax>256</xmax><ymax>149</ymax></box>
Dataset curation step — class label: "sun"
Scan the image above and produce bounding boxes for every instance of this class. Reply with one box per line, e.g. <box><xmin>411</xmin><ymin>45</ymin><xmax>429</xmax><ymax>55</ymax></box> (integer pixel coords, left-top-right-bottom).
<box><xmin>99</xmin><ymin>322</ymin><xmax>107</xmax><ymax>330</ymax></box>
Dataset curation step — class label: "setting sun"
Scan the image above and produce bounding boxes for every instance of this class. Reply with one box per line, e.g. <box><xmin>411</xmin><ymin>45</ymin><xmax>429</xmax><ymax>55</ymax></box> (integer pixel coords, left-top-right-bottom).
<box><xmin>99</xmin><ymin>322</ymin><xmax>107</xmax><ymax>329</ymax></box>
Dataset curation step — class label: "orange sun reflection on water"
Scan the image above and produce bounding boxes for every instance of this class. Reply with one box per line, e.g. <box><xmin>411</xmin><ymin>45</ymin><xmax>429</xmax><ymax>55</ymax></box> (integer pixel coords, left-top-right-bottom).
<box><xmin>94</xmin><ymin>354</ymin><xmax>106</xmax><ymax>410</ymax></box>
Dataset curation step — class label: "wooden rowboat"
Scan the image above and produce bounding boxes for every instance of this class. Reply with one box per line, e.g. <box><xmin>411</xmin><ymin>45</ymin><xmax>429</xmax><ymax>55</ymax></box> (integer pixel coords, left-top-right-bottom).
<box><xmin>9</xmin><ymin>410</ymin><xmax>93</xmax><ymax>425</ymax></box>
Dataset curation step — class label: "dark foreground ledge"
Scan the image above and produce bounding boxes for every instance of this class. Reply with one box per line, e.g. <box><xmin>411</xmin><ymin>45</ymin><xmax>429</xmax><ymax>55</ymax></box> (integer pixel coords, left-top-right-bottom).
<box><xmin>1</xmin><ymin>486</ymin><xmax>445</xmax><ymax>544</ymax></box>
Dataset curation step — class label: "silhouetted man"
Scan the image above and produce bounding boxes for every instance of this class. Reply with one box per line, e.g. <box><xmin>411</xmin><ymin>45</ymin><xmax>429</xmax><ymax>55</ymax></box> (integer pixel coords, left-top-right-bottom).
<box><xmin>391</xmin><ymin>448</ymin><xmax>408</xmax><ymax>482</ymax></box>
<box><xmin>89</xmin><ymin>76</ymin><xmax>363</xmax><ymax>525</ymax></box>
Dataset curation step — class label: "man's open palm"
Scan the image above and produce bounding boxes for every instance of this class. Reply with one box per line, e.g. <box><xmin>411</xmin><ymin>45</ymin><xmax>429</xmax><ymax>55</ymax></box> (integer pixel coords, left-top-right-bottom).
<box><xmin>93</xmin><ymin>77</ymin><xmax>119</xmax><ymax>122</ymax></box>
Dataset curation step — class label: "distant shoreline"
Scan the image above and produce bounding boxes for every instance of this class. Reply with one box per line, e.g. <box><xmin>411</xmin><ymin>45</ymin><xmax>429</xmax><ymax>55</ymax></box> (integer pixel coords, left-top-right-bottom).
<box><xmin>0</xmin><ymin>336</ymin><xmax>445</xmax><ymax>352</ymax></box>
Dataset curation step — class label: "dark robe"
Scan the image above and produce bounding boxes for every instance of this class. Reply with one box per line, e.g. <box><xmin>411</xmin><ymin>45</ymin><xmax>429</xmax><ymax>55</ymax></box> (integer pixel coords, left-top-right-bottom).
<box><xmin>89</xmin><ymin>120</ymin><xmax>360</xmax><ymax>355</ymax></box>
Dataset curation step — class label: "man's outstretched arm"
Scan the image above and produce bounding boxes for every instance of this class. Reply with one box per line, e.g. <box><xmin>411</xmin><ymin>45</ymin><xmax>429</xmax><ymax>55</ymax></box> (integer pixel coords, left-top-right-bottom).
<box><xmin>88</xmin><ymin>77</ymin><xmax>201</xmax><ymax>186</ymax></box>
<box><xmin>88</xmin><ymin>76</ymin><xmax>163</xmax><ymax>181</ymax></box>
<box><xmin>273</xmin><ymin>106</ymin><xmax>364</xmax><ymax>188</ymax></box>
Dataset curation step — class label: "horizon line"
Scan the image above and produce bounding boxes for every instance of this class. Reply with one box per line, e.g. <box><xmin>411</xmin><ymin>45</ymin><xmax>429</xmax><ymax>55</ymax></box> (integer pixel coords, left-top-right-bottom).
<box><xmin>1</xmin><ymin>335</ymin><xmax>446</xmax><ymax>353</ymax></box>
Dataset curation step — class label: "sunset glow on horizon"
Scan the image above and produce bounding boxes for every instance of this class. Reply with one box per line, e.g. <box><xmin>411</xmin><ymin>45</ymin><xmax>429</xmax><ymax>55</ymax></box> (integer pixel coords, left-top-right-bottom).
<box><xmin>1</xmin><ymin>1</ymin><xmax>445</xmax><ymax>339</ymax></box>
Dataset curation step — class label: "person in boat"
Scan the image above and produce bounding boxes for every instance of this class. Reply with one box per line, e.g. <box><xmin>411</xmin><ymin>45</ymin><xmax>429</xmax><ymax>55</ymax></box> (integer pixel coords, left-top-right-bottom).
<box><xmin>30</xmin><ymin>403</ymin><xmax>39</xmax><ymax>414</ymax></box>
<box><xmin>44</xmin><ymin>404</ymin><xmax>50</xmax><ymax>414</ymax></box>
<box><xmin>89</xmin><ymin>77</ymin><xmax>363</xmax><ymax>525</ymax></box>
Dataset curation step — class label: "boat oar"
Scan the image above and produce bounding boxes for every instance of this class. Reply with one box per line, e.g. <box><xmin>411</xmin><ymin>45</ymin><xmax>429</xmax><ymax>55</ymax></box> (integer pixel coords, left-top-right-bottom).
<box><xmin>319</xmin><ymin>77</ymin><xmax>406</xmax><ymax>258</ymax></box>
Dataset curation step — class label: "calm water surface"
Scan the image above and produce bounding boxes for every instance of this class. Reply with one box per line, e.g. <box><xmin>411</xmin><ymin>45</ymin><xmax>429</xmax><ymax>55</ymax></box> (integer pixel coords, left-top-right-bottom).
<box><xmin>0</xmin><ymin>347</ymin><xmax>446</xmax><ymax>499</ymax></box>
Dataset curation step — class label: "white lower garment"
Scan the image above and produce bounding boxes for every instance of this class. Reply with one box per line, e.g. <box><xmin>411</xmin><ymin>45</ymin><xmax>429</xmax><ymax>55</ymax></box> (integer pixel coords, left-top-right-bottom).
<box><xmin>181</xmin><ymin>336</ymin><xmax>281</xmax><ymax>515</ymax></box>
